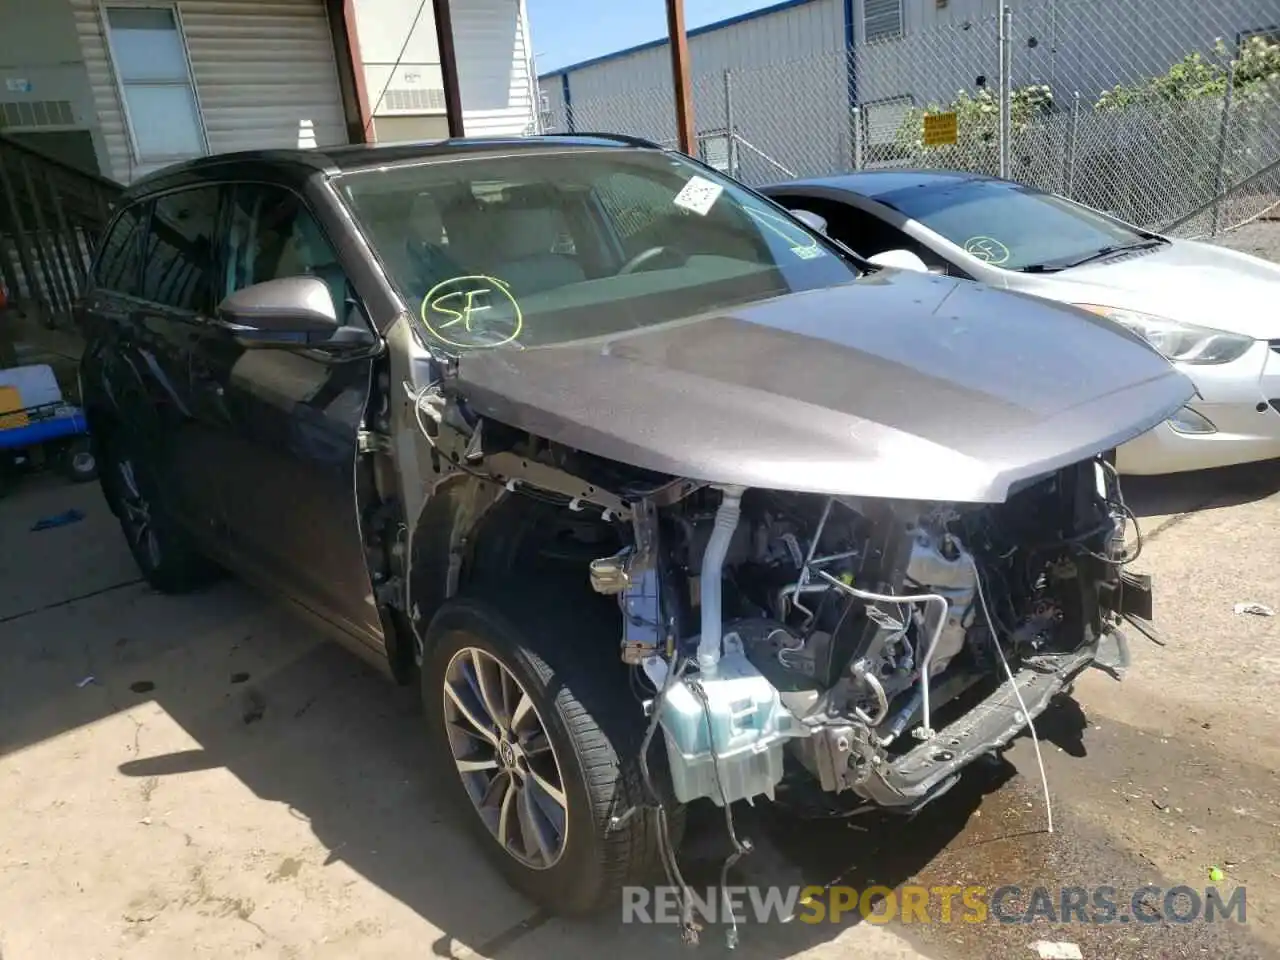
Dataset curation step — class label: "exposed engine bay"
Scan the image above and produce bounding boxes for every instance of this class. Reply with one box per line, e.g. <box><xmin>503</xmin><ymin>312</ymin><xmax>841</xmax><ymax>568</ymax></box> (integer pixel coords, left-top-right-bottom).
<box><xmin>393</xmin><ymin>362</ymin><xmax>1162</xmax><ymax>946</ymax></box>
<box><xmin>587</xmin><ymin>457</ymin><xmax>1144</xmax><ymax>814</ymax></box>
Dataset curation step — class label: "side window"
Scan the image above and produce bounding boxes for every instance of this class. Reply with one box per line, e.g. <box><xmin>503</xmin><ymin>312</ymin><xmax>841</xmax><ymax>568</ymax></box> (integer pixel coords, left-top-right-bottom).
<box><xmin>222</xmin><ymin>183</ymin><xmax>357</xmax><ymax>323</ymax></box>
<box><xmin>92</xmin><ymin>205</ymin><xmax>145</xmax><ymax>296</ymax></box>
<box><xmin>804</xmin><ymin>199</ymin><xmax>958</xmax><ymax>276</ymax></box>
<box><xmin>141</xmin><ymin>187</ymin><xmax>220</xmax><ymax>311</ymax></box>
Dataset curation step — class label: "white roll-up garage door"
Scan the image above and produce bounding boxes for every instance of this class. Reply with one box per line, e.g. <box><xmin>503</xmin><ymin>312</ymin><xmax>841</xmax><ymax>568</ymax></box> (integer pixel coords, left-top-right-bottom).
<box><xmin>75</xmin><ymin>0</ymin><xmax>348</xmax><ymax>183</ymax></box>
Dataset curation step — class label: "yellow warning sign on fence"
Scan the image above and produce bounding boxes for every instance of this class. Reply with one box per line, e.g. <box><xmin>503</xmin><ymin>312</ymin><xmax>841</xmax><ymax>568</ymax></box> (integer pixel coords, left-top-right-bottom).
<box><xmin>922</xmin><ymin>111</ymin><xmax>958</xmax><ymax>147</ymax></box>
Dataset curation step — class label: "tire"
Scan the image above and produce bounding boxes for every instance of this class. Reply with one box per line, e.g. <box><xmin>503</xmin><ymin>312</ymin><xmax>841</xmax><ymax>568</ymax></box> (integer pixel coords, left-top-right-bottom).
<box><xmin>63</xmin><ymin>437</ymin><xmax>99</xmax><ymax>483</ymax></box>
<box><xmin>98</xmin><ymin>430</ymin><xmax>219</xmax><ymax>593</ymax></box>
<box><xmin>422</xmin><ymin>584</ymin><xmax>679</xmax><ymax>915</ymax></box>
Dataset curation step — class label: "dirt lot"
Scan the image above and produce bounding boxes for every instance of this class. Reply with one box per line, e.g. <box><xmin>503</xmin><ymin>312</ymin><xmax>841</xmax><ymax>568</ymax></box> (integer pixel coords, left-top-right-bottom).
<box><xmin>2</xmin><ymin>460</ymin><xmax>1279</xmax><ymax>960</ymax></box>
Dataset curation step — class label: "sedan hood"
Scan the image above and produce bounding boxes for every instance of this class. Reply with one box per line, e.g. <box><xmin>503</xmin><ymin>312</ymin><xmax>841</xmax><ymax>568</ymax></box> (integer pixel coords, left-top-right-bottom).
<box><xmin>453</xmin><ymin>270</ymin><xmax>1194</xmax><ymax>503</ymax></box>
<box><xmin>1050</xmin><ymin>239</ymin><xmax>1280</xmax><ymax>340</ymax></box>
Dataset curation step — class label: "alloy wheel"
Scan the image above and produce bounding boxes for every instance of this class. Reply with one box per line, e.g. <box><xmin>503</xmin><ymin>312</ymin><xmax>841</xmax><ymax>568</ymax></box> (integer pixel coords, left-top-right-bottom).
<box><xmin>116</xmin><ymin>458</ymin><xmax>161</xmax><ymax>569</ymax></box>
<box><xmin>442</xmin><ymin>646</ymin><xmax>569</xmax><ymax>869</ymax></box>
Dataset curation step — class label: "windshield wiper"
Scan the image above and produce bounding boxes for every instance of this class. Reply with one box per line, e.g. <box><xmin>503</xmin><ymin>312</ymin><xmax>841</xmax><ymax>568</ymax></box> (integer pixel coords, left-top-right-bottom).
<box><xmin>1017</xmin><ymin>237</ymin><xmax>1166</xmax><ymax>273</ymax></box>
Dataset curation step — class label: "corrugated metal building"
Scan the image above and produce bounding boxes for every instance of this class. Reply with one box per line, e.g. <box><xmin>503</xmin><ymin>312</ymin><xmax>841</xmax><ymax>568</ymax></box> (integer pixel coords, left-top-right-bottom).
<box><xmin>538</xmin><ymin>0</ymin><xmax>854</xmax><ymax>182</ymax></box>
<box><xmin>537</xmin><ymin>0</ymin><xmax>1279</xmax><ymax>179</ymax></box>
<box><xmin>1</xmin><ymin>0</ymin><xmax>540</xmax><ymax>185</ymax></box>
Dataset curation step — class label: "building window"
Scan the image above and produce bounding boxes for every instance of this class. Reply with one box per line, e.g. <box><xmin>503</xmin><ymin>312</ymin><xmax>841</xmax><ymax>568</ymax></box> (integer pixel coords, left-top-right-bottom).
<box><xmin>104</xmin><ymin>6</ymin><xmax>206</xmax><ymax>161</ymax></box>
<box><xmin>863</xmin><ymin>95</ymin><xmax>914</xmax><ymax>146</ymax></box>
<box><xmin>697</xmin><ymin>130</ymin><xmax>731</xmax><ymax>173</ymax></box>
<box><xmin>864</xmin><ymin>0</ymin><xmax>904</xmax><ymax>42</ymax></box>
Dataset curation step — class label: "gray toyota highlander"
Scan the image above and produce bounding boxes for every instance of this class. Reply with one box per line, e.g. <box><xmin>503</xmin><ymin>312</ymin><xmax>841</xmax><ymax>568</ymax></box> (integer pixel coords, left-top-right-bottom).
<box><xmin>77</xmin><ymin>134</ymin><xmax>1191</xmax><ymax>925</ymax></box>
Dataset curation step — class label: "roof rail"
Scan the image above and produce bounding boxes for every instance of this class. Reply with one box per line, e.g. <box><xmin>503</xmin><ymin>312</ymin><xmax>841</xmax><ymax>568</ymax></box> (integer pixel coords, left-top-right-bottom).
<box><xmin>533</xmin><ymin>132</ymin><xmax>666</xmax><ymax>150</ymax></box>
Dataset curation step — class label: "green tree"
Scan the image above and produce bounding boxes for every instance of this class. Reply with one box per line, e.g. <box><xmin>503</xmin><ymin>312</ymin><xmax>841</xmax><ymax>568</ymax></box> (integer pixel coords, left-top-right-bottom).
<box><xmin>894</xmin><ymin>84</ymin><xmax>1053</xmax><ymax>151</ymax></box>
<box><xmin>1095</xmin><ymin>35</ymin><xmax>1280</xmax><ymax>111</ymax></box>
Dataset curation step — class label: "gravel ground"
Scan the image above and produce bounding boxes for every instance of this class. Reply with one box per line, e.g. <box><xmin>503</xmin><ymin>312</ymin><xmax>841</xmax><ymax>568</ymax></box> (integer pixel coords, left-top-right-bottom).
<box><xmin>1207</xmin><ymin>217</ymin><xmax>1280</xmax><ymax>260</ymax></box>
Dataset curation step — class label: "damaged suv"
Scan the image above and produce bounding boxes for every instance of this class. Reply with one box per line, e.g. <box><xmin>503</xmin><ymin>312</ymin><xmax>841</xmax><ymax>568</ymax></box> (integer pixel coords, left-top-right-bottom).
<box><xmin>78</xmin><ymin>135</ymin><xmax>1190</xmax><ymax>918</ymax></box>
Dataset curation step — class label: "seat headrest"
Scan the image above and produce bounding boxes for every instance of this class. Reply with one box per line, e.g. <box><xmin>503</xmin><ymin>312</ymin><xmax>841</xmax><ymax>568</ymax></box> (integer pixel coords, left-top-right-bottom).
<box><xmin>488</xmin><ymin>206</ymin><xmax>565</xmax><ymax>262</ymax></box>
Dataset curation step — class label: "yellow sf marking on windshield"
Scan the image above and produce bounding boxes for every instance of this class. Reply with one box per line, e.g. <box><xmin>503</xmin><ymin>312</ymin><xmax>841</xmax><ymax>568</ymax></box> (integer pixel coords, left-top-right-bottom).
<box><xmin>963</xmin><ymin>236</ymin><xmax>1010</xmax><ymax>265</ymax></box>
<box><xmin>431</xmin><ymin>288</ymin><xmax>491</xmax><ymax>330</ymax></box>
<box><xmin>420</xmin><ymin>275</ymin><xmax>523</xmax><ymax>349</ymax></box>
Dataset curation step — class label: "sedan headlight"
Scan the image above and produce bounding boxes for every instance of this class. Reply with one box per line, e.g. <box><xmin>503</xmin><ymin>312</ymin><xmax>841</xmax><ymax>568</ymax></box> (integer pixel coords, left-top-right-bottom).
<box><xmin>1075</xmin><ymin>304</ymin><xmax>1255</xmax><ymax>365</ymax></box>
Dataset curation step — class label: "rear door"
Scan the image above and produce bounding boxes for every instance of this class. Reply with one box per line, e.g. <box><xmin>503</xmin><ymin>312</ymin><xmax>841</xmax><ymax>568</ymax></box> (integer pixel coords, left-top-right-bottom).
<box><xmin>190</xmin><ymin>179</ymin><xmax>381</xmax><ymax>643</ymax></box>
<box><xmin>135</xmin><ymin>185</ymin><xmax>228</xmax><ymax>537</ymax></box>
<box><xmin>82</xmin><ymin>196</ymin><xmax>222</xmax><ymax>547</ymax></box>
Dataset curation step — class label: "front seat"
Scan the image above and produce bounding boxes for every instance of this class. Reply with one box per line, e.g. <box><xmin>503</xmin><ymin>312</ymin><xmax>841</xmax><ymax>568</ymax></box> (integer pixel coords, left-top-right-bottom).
<box><xmin>488</xmin><ymin>204</ymin><xmax>585</xmax><ymax>297</ymax></box>
<box><xmin>444</xmin><ymin>196</ymin><xmax>585</xmax><ymax>298</ymax></box>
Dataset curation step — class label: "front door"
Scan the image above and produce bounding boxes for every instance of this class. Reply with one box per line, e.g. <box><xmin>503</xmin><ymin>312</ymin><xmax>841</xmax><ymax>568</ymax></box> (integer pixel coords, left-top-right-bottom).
<box><xmin>190</xmin><ymin>180</ymin><xmax>380</xmax><ymax>643</ymax></box>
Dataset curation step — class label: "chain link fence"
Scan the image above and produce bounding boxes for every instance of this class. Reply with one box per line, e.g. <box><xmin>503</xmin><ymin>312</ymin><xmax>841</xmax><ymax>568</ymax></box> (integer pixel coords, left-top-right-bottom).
<box><xmin>542</xmin><ymin>0</ymin><xmax>1280</xmax><ymax>237</ymax></box>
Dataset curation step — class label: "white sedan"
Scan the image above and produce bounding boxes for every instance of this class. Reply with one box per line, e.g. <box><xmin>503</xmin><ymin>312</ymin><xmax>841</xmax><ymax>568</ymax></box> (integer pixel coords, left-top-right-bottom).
<box><xmin>761</xmin><ymin>171</ymin><xmax>1280</xmax><ymax>475</ymax></box>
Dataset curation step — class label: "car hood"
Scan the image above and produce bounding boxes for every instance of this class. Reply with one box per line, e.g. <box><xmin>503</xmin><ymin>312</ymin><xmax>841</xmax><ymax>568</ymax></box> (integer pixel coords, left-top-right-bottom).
<box><xmin>452</xmin><ymin>270</ymin><xmax>1194</xmax><ymax>503</ymax></box>
<box><xmin>1036</xmin><ymin>239</ymin><xmax>1280</xmax><ymax>340</ymax></box>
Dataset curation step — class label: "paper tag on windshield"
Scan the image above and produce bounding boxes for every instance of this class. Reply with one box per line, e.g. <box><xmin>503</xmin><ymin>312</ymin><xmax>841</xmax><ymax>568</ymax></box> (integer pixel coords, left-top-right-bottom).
<box><xmin>673</xmin><ymin>176</ymin><xmax>723</xmax><ymax>216</ymax></box>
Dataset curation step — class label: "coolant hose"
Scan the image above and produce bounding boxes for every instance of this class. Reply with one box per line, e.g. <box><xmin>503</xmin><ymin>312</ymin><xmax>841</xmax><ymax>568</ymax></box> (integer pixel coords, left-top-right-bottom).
<box><xmin>697</xmin><ymin>485</ymin><xmax>746</xmax><ymax>675</ymax></box>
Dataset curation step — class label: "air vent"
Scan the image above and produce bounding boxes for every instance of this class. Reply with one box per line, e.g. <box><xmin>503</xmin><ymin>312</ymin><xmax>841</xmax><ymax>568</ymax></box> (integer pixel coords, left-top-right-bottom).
<box><xmin>383</xmin><ymin>88</ymin><xmax>447</xmax><ymax>112</ymax></box>
<box><xmin>865</xmin><ymin>0</ymin><xmax>904</xmax><ymax>42</ymax></box>
<box><xmin>1097</xmin><ymin>244</ymin><xmax>1162</xmax><ymax>267</ymax></box>
<box><xmin>0</xmin><ymin>100</ymin><xmax>74</xmax><ymax>129</ymax></box>
<box><xmin>1269</xmin><ymin>339</ymin><xmax>1280</xmax><ymax>355</ymax></box>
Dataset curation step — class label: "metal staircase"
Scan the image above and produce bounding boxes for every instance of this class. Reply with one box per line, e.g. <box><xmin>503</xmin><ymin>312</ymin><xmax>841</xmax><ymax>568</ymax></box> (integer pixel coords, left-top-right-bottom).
<box><xmin>0</xmin><ymin>132</ymin><xmax>122</xmax><ymax>328</ymax></box>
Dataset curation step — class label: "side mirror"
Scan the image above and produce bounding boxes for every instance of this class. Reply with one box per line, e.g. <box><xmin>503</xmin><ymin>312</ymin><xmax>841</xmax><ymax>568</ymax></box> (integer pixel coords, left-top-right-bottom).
<box><xmin>789</xmin><ymin>209</ymin><xmax>829</xmax><ymax>236</ymax></box>
<box><xmin>215</xmin><ymin>276</ymin><xmax>340</xmax><ymax>347</ymax></box>
<box><xmin>866</xmin><ymin>249</ymin><xmax>931</xmax><ymax>273</ymax></box>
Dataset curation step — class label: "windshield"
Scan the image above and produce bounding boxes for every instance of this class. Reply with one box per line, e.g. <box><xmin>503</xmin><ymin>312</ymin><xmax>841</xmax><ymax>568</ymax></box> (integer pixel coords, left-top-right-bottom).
<box><xmin>338</xmin><ymin>148</ymin><xmax>859</xmax><ymax>351</ymax></box>
<box><xmin>875</xmin><ymin>179</ymin><xmax>1155</xmax><ymax>272</ymax></box>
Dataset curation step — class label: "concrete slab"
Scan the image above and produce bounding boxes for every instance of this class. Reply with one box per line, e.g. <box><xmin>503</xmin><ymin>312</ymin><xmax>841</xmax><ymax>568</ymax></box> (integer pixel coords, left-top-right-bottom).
<box><xmin>0</xmin><ymin>478</ymin><xmax>138</xmax><ymax>621</ymax></box>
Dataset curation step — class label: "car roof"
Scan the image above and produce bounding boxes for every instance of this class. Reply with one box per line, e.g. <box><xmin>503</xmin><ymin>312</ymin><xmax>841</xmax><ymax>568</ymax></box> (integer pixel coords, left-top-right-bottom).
<box><xmin>764</xmin><ymin>169</ymin><xmax>1007</xmax><ymax>203</ymax></box>
<box><xmin>120</xmin><ymin>133</ymin><xmax>660</xmax><ymax>201</ymax></box>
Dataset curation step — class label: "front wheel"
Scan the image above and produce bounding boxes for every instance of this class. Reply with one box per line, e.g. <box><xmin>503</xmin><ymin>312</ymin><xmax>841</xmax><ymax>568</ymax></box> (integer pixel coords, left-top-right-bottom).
<box><xmin>422</xmin><ymin>587</ymin><xmax>677</xmax><ymax>915</ymax></box>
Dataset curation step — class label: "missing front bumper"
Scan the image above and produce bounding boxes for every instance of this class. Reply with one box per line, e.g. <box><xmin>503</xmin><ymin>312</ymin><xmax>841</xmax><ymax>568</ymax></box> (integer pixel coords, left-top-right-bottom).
<box><xmin>850</xmin><ymin>644</ymin><xmax>1099</xmax><ymax>809</ymax></box>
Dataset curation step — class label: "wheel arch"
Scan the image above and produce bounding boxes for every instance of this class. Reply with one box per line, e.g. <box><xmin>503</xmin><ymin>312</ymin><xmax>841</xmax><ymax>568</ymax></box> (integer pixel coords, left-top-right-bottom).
<box><xmin>406</xmin><ymin>474</ymin><xmax>623</xmax><ymax>667</ymax></box>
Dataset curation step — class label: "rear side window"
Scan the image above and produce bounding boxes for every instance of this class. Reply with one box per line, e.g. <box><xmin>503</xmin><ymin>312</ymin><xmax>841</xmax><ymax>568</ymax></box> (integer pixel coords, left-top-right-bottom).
<box><xmin>141</xmin><ymin>187</ymin><xmax>221</xmax><ymax>312</ymax></box>
<box><xmin>93</xmin><ymin>205</ymin><xmax>144</xmax><ymax>296</ymax></box>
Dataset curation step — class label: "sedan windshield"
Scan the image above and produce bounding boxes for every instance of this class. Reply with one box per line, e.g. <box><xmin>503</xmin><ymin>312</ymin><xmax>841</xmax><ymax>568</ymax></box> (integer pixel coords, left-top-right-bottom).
<box><xmin>338</xmin><ymin>147</ymin><xmax>859</xmax><ymax>351</ymax></box>
<box><xmin>874</xmin><ymin>179</ymin><xmax>1159</xmax><ymax>272</ymax></box>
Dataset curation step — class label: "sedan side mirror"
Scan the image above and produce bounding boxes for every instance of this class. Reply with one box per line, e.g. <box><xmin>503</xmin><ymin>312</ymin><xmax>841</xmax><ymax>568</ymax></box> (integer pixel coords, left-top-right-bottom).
<box><xmin>866</xmin><ymin>249</ymin><xmax>931</xmax><ymax>273</ymax></box>
<box><xmin>215</xmin><ymin>276</ymin><xmax>340</xmax><ymax>347</ymax></box>
<box><xmin>789</xmin><ymin>209</ymin><xmax>829</xmax><ymax>236</ymax></box>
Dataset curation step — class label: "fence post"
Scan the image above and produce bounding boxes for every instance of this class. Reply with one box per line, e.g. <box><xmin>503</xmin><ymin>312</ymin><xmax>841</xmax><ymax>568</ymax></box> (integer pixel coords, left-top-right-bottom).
<box><xmin>1065</xmin><ymin>90</ymin><xmax>1080</xmax><ymax>197</ymax></box>
<box><xmin>723</xmin><ymin>69</ymin><xmax>738</xmax><ymax>178</ymax></box>
<box><xmin>852</xmin><ymin>106</ymin><xmax>864</xmax><ymax>170</ymax></box>
<box><xmin>998</xmin><ymin>3</ymin><xmax>1012</xmax><ymax>179</ymax></box>
<box><xmin>1211</xmin><ymin>60</ymin><xmax>1236</xmax><ymax>237</ymax></box>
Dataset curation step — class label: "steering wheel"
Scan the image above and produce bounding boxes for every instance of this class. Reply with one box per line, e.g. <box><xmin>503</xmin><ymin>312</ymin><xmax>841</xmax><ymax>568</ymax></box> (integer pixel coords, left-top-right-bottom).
<box><xmin>618</xmin><ymin>245</ymin><xmax>684</xmax><ymax>276</ymax></box>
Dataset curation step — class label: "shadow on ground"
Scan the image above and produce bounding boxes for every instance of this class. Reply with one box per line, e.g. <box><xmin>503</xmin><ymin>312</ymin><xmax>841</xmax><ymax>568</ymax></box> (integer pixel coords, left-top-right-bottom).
<box><xmin>0</xmin><ymin>480</ymin><xmax>977</xmax><ymax>958</ymax></box>
<box><xmin>1123</xmin><ymin>458</ymin><xmax>1280</xmax><ymax>521</ymax></box>
<box><xmin>4</xmin><ymin>478</ymin><xmax>1272</xmax><ymax>960</ymax></box>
